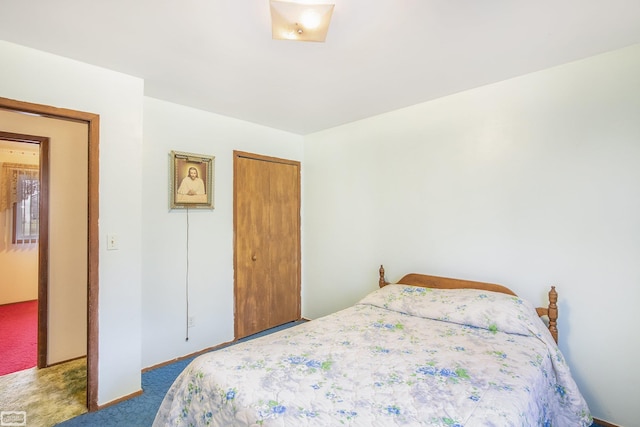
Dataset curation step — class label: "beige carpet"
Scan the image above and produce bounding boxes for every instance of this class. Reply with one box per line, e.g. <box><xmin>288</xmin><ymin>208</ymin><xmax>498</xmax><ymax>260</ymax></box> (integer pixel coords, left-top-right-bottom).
<box><xmin>0</xmin><ymin>358</ymin><xmax>87</xmax><ymax>427</ymax></box>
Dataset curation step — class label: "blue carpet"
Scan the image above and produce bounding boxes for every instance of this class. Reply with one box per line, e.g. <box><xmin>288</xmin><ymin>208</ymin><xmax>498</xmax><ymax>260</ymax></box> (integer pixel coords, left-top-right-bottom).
<box><xmin>56</xmin><ymin>321</ymin><xmax>304</xmax><ymax>427</ymax></box>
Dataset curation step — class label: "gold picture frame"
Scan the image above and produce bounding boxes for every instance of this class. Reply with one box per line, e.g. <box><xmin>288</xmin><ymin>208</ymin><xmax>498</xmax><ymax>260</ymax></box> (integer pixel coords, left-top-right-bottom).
<box><xmin>170</xmin><ymin>150</ymin><xmax>214</xmax><ymax>209</ymax></box>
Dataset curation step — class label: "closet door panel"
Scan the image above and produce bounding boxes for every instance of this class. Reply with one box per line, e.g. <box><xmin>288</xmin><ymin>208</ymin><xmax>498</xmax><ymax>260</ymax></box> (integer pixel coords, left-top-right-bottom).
<box><xmin>268</xmin><ymin>160</ymin><xmax>300</xmax><ymax>327</ymax></box>
<box><xmin>235</xmin><ymin>156</ymin><xmax>272</xmax><ymax>338</ymax></box>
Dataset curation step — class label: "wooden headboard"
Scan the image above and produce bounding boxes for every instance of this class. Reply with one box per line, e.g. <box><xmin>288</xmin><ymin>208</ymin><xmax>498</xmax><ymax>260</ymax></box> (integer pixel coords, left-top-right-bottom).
<box><xmin>378</xmin><ymin>265</ymin><xmax>559</xmax><ymax>343</ymax></box>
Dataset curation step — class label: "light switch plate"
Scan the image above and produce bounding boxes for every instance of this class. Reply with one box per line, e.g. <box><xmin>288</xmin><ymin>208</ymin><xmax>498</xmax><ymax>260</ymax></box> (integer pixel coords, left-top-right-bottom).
<box><xmin>107</xmin><ymin>234</ymin><xmax>119</xmax><ymax>250</ymax></box>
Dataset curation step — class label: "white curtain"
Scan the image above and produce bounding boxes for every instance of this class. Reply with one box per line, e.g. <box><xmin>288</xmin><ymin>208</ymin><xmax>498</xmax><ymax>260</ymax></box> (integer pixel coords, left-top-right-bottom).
<box><xmin>0</xmin><ymin>162</ymin><xmax>38</xmax><ymax>211</ymax></box>
<box><xmin>0</xmin><ymin>162</ymin><xmax>39</xmax><ymax>245</ymax></box>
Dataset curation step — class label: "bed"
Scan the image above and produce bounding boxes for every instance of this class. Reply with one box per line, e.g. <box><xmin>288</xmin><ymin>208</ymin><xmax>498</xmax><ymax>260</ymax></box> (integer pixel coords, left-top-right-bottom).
<box><xmin>153</xmin><ymin>266</ymin><xmax>592</xmax><ymax>426</ymax></box>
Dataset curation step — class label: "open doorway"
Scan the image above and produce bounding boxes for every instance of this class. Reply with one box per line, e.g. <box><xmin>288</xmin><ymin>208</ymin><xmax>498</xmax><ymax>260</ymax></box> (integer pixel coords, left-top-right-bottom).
<box><xmin>0</xmin><ymin>137</ymin><xmax>43</xmax><ymax>375</ymax></box>
<box><xmin>0</xmin><ymin>96</ymin><xmax>100</xmax><ymax>411</ymax></box>
<box><xmin>0</xmin><ymin>136</ymin><xmax>46</xmax><ymax>376</ymax></box>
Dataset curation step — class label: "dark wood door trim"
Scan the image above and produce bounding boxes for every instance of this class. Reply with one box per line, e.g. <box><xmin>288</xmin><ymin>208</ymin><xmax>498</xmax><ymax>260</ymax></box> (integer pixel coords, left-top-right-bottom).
<box><xmin>0</xmin><ymin>97</ymin><xmax>100</xmax><ymax>412</ymax></box>
<box><xmin>0</xmin><ymin>131</ymin><xmax>50</xmax><ymax>369</ymax></box>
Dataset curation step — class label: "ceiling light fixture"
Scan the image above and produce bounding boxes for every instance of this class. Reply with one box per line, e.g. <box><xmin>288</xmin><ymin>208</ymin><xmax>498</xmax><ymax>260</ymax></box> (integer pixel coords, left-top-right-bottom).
<box><xmin>270</xmin><ymin>0</ymin><xmax>335</xmax><ymax>43</ymax></box>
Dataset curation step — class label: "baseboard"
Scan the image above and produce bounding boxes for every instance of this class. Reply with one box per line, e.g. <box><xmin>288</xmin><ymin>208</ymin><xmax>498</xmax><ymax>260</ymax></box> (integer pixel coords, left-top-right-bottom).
<box><xmin>96</xmin><ymin>389</ymin><xmax>143</xmax><ymax>410</ymax></box>
<box><xmin>144</xmin><ymin>320</ymin><xmax>309</xmax><ymax>373</ymax></box>
<box><xmin>142</xmin><ymin>340</ymin><xmax>235</xmax><ymax>373</ymax></box>
<box><xmin>99</xmin><ymin>344</ymin><xmax>233</xmax><ymax>410</ymax></box>
<box><xmin>594</xmin><ymin>417</ymin><xmax>621</xmax><ymax>427</ymax></box>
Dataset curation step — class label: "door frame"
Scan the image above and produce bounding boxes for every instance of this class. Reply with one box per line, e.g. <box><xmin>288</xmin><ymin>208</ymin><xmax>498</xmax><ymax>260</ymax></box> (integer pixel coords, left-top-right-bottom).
<box><xmin>0</xmin><ymin>131</ymin><xmax>50</xmax><ymax>368</ymax></box>
<box><xmin>0</xmin><ymin>96</ymin><xmax>100</xmax><ymax>411</ymax></box>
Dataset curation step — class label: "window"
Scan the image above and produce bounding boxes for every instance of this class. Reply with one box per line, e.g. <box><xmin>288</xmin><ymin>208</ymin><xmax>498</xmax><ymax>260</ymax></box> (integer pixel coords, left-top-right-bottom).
<box><xmin>1</xmin><ymin>162</ymin><xmax>39</xmax><ymax>245</ymax></box>
<box><xmin>12</xmin><ymin>171</ymin><xmax>39</xmax><ymax>244</ymax></box>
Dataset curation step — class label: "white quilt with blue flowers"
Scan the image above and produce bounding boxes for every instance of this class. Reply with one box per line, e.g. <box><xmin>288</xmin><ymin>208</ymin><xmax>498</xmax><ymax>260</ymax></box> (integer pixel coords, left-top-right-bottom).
<box><xmin>153</xmin><ymin>285</ymin><xmax>592</xmax><ymax>427</ymax></box>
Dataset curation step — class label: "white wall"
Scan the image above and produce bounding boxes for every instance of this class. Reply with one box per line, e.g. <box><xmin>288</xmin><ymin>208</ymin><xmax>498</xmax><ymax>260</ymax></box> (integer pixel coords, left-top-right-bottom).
<box><xmin>0</xmin><ymin>40</ymin><xmax>144</xmax><ymax>405</ymax></box>
<box><xmin>303</xmin><ymin>44</ymin><xmax>640</xmax><ymax>426</ymax></box>
<box><xmin>141</xmin><ymin>97</ymin><xmax>303</xmax><ymax>368</ymax></box>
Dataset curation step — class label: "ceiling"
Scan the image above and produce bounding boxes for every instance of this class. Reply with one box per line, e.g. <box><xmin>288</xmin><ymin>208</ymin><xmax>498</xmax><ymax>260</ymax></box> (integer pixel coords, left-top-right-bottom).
<box><xmin>1</xmin><ymin>1</ymin><xmax>639</xmax><ymax>135</ymax></box>
<box><xmin>0</xmin><ymin>139</ymin><xmax>39</xmax><ymax>152</ymax></box>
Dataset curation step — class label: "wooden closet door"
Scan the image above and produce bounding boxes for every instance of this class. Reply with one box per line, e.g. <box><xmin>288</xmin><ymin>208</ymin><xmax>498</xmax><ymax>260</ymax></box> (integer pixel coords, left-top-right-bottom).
<box><xmin>235</xmin><ymin>156</ymin><xmax>271</xmax><ymax>338</ymax></box>
<box><xmin>234</xmin><ymin>152</ymin><xmax>300</xmax><ymax>339</ymax></box>
<box><xmin>267</xmin><ymin>158</ymin><xmax>300</xmax><ymax>327</ymax></box>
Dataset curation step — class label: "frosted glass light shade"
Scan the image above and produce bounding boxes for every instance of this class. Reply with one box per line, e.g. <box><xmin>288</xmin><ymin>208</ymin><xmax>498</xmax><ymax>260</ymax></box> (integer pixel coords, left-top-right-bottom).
<box><xmin>270</xmin><ymin>0</ymin><xmax>335</xmax><ymax>42</ymax></box>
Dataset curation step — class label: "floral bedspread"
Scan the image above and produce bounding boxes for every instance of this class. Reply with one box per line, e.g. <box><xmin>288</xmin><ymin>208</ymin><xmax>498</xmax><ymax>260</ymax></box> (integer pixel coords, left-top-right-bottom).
<box><xmin>153</xmin><ymin>285</ymin><xmax>591</xmax><ymax>427</ymax></box>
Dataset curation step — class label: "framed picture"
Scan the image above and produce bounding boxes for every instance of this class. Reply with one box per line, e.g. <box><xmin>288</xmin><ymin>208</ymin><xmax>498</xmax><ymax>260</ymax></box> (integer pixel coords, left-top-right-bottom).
<box><xmin>169</xmin><ymin>150</ymin><xmax>215</xmax><ymax>209</ymax></box>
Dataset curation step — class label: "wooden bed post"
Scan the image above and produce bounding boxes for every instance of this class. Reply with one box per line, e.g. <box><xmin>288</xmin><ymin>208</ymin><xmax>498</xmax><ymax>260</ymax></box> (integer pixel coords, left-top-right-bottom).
<box><xmin>379</xmin><ymin>265</ymin><xmax>387</xmax><ymax>288</ymax></box>
<box><xmin>548</xmin><ymin>286</ymin><xmax>558</xmax><ymax>343</ymax></box>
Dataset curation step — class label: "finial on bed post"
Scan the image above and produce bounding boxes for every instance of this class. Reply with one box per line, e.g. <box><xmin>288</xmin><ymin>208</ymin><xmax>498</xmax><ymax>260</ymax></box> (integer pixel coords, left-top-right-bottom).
<box><xmin>548</xmin><ymin>286</ymin><xmax>558</xmax><ymax>343</ymax></box>
<box><xmin>379</xmin><ymin>265</ymin><xmax>387</xmax><ymax>288</ymax></box>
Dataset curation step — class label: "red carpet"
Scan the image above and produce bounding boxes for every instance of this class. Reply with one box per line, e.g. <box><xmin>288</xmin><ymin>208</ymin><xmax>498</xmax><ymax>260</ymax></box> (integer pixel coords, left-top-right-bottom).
<box><xmin>0</xmin><ymin>300</ymin><xmax>38</xmax><ymax>375</ymax></box>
